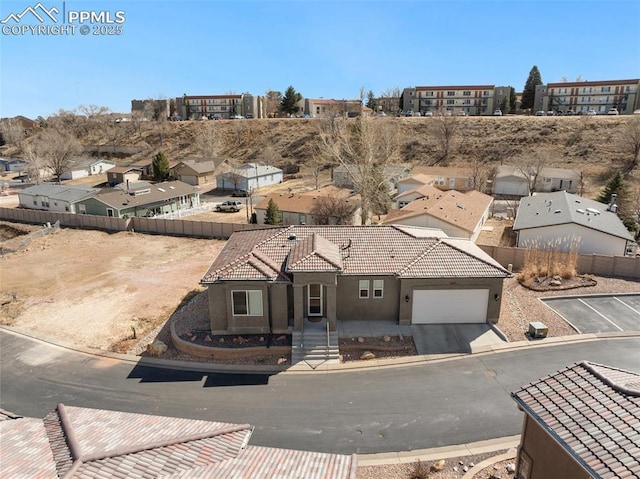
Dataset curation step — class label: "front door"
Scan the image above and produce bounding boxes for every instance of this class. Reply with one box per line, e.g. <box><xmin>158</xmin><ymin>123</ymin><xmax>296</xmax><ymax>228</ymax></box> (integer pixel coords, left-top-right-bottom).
<box><xmin>308</xmin><ymin>284</ymin><xmax>323</xmax><ymax>316</ymax></box>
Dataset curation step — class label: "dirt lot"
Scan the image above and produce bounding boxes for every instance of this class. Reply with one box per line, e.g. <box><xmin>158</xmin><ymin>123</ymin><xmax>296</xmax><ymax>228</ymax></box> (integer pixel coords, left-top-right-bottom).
<box><xmin>0</xmin><ymin>222</ymin><xmax>220</xmax><ymax>351</ymax></box>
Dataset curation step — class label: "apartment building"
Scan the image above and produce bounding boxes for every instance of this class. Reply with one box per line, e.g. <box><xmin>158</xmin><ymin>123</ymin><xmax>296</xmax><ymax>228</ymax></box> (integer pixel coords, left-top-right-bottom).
<box><xmin>175</xmin><ymin>93</ymin><xmax>258</xmax><ymax>120</ymax></box>
<box><xmin>534</xmin><ymin>79</ymin><xmax>640</xmax><ymax>114</ymax></box>
<box><xmin>403</xmin><ymin>85</ymin><xmax>497</xmax><ymax>115</ymax></box>
<box><xmin>303</xmin><ymin>98</ymin><xmax>363</xmax><ymax>117</ymax></box>
<box><xmin>130</xmin><ymin>99</ymin><xmax>175</xmax><ymax>121</ymax></box>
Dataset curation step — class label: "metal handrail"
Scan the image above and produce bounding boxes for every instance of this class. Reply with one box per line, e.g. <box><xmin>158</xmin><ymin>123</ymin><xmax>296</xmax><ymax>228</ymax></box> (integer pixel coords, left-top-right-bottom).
<box><xmin>326</xmin><ymin>319</ymin><xmax>330</xmax><ymax>360</ymax></box>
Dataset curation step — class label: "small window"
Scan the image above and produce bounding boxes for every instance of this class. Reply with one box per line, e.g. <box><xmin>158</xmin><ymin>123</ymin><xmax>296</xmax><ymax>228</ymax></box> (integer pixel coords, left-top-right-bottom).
<box><xmin>232</xmin><ymin>290</ymin><xmax>263</xmax><ymax>316</ymax></box>
<box><xmin>373</xmin><ymin>280</ymin><xmax>384</xmax><ymax>298</ymax></box>
<box><xmin>359</xmin><ymin>280</ymin><xmax>369</xmax><ymax>299</ymax></box>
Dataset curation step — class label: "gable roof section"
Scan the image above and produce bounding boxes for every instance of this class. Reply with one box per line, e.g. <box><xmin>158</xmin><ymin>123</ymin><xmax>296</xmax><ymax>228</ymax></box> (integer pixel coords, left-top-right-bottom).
<box><xmin>20</xmin><ymin>183</ymin><xmax>100</xmax><ymax>203</ymax></box>
<box><xmin>254</xmin><ymin>187</ymin><xmax>360</xmax><ymax>215</ymax></box>
<box><xmin>0</xmin><ymin>404</ymin><xmax>357</xmax><ymax>479</ymax></box>
<box><xmin>383</xmin><ymin>190</ymin><xmax>493</xmax><ymax>234</ymax></box>
<box><xmin>286</xmin><ymin>233</ymin><xmax>343</xmax><ymax>272</ymax></box>
<box><xmin>513</xmin><ymin>191</ymin><xmax>634</xmax><ymax>241</ymax></box>
<box><xmin>394</xmin><ymin>183</ymin><xmax>443</xmax><ymax>201</ymax></box>
<box><xmin>176</xmin><ymin>158</ymin><xmax>222</xmax><ymax>174</ymax></box>
<box><xmin>410</xmin><ymin>166</ymin><xmax>474</xmax><ymax>178</ymax></box>
<box><xmin>512</xmin><ymin>361</ymin><xmax>640</xmax><ymax>479</ymax></box>
<box><xmin>202</xmin><ymin>225</ymin><xmax>509</xmax><ymax>283</ymax></box>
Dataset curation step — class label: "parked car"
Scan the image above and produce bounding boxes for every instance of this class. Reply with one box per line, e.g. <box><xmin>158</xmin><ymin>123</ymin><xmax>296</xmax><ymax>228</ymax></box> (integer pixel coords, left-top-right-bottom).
<box><xmin>535</xmin><ymin>111</ymin><xmax>545</xmax><ymax>116</ymax></box>
<box><xmin>546</xmin><ymin>111</ymin><xmax>554</xmax><ymax>116</ymax></box>
<box><xmin>565</xmin><ymin>110</ymin><xmax>575</xmax><ymax>116</ymax></box>
<box><xmin>456</xmin><ymin>111</ymin><xmax>467</xmax><ymax>116</ymax></box>
<box><xmin>215</xmin><ymin>200</ymin><xmax>243</xmax><ymax>212</ymax></box>
<box><xmin>586</xmin><ymin>109</ymin><xmax>597</xmax><ymax>116</ymax></box>
<box><xmin>230</xmin><ymin>114</ymin><xmax>246</xmax><ymax>120</ymax></box>
<box><xmin>634</xmin><ymin>110</ymin><xmax>640</xmax><ymax>115</ymax></box>
<box><xmin>231</xmin><ymin>189</ymin><xmax>248</xmax><ymax>197</ymax></box>
<box><xmin>607</xmin><ymin>108</ymin><xmax>619</xmax><ymax>115</ymax></box>
<box><xmin>493</xmin><ymin>109</ymin><xmax>503</xmax><ymax>116</ymax></box>
<box><xmin>422</xmin><ymin>111</ymin><xmax>433</xmax><ymax>117</ymax></box>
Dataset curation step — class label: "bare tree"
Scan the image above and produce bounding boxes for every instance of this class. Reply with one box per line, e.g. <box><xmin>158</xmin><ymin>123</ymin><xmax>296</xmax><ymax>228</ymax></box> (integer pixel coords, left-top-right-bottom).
<box><xmin>620</xmin><ymin>116</ymin><xmax>640</xmax><ymax>172</ymax></box>
<box><xmin>21</xmin><ymin>141</ymin><xmax>45</xmax><ymax>183</ymax></box>
<box><xmin>193</xmin><ymin>123</ymin><xmax>223</xmax><ymax>160</ymax></box>
<box><xmin>514</xmin><ymin>150</ymin><xmax>550</xmax><ymax>194</ymax></box>
<box><xmin>380</xmin><ymin>87</ymin><xmax>402</xmax><ymax>98</ymax></box>
<box><xmin>29</xmin><ymin>129</ymin><xmax>82</xmax><ymax>184</ymax></box>
<box><xmin>310</xmin><ymin>195</ymin><xmax>359</xmax><ymax>225</ymax></box>
<box><xmin>263</xmin><ymin>90</ymin><xmax>282</xmax><ymax>118</ymax></box>
<box><xmin>428</xmin><ymin>110</ymin><xmax>463</xmax><ymax>165</ymax></box>
<box><xmin>0</xmin><ymin>119</ymin><xmax>26</xmax><ymax>152</ymax></box>
<box><xmin>317</xmin><ymin>114</ymin><xmax>401</xmax><ymax>224</ymax></box>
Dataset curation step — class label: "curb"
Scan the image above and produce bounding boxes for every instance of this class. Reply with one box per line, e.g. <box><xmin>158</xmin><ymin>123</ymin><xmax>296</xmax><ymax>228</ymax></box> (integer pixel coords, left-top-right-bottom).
<box><xmin>462</xmin><ymin>449</ymin><xmax>518</xmax><ymax>479</ymax></box>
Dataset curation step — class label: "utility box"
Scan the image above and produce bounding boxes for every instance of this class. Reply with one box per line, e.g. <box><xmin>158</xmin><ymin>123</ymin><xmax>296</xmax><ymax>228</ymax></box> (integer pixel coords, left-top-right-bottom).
<box><xmin>528</xmin><ymin>322</ymin><xmax>548</xmax><ymax>339</ymax></box>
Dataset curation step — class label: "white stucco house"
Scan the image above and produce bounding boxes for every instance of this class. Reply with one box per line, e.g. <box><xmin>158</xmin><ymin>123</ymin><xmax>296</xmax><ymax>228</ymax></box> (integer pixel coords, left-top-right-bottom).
<box><xmin>513</xmin><ymin>191</ymin><xmax>635</xmax><ymax>256</ymax></box>
<box><xmin>216</xmin><ymin>163</ymin><xmax>283</xmax><ymax>192</ymax></box>
<box><xmin>493</xmin><ymin>166</ymin><xmax>581</xmax><ymax>197</ymax></box>
<box><xmin>60</xmin><ymin>159</ymin><xmax>116</xmax><ymax>180</ymax></box>
<box><xmin>18</xmin><ymin>183</ymin><xmax>100</xmax><ymax>213</ymax></box>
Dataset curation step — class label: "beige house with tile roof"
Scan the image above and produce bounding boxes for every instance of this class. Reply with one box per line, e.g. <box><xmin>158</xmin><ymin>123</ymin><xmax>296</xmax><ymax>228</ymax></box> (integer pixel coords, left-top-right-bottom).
<box><xmin>409</xmin><ymin>166</ymin><xmax>476</xmax><ymax>191</ymax></box>
<box><xmin>200</xmin><ymin>225</ymin><xmax>510</xmax><ymax>334</ymax></box>
<box><xmin>512</xmin><ymin>361</ymin><xmax>640</xmax><ymax>479</ymax></box>
<box><xmin>254</xmin><ymin>186</ymin><xmax>361</xmax><ymax>225</ymax></box>
<box><xmin>0</xmin><ymin>404</ymin><xmax>356</xmax><ymax>478</ymax></box>
<box><xmin>384</xmin><ymin>190</ymin><xmax>493</xmax><ymax>242</ymax></box>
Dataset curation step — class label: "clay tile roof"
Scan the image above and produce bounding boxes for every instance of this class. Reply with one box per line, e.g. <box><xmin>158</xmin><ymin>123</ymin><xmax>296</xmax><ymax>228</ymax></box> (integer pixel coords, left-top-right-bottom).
<box><xmin>201</xmin><ymin>225</ymin><xmax>509</xmax><ymax>283</ymax></box>
<box><xmin>0</xmin><ymin>405</ymin><xmax>356</xmax><ymax>479</ymax></box>
<box><xmin>286</xmin><ymin>233</ymin><xmax>343</xmax><ymax>272</ymax></box>
<box><xmin>512</xmin><ymin>362</ymin><xmax>640</xmax><ymax>479</ymax></box>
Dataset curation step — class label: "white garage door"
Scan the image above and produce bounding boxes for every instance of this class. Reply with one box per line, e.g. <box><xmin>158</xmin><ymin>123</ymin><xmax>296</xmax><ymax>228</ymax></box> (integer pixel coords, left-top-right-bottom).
<box><xmin>180</xmin><ymin>175</ymin><xmax>198</xmax><ymax>186</ymax></box>
<box><xmin>412</xmin><ymin>289</ymin><xmax>489</xmax><ymax>324</ymax></box>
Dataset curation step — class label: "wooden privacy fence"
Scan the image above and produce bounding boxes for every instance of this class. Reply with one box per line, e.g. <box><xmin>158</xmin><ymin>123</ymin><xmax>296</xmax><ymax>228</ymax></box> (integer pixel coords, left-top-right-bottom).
<box><xmin>0</xmin><ymin>207</ymin><xmax>274</xmax><ymax>239</ymax></box>
<box><xmin>478</xmin><ymin>244</ymin><xmax>640</xmax><ymax>280</ymax></box>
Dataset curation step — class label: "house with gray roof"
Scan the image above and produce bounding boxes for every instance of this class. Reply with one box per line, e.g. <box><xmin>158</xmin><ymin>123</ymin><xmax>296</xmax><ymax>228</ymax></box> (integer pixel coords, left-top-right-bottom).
<box><xmin>216</xmin><ymin>162</ymin><xmax>283</xmax><ymax>192</ymax></box>
<box><xmin>18</xmin><ymin>183</ymin><xmax>100</xmax><ymax>213</ymax></box>
<box><xmin>174</xmin><ymin>157</ymin><xmax>225</xmax><ymax>186</ymax></box>
<box><xmin>493</xmin><ymin>166</ymin><xmax>581</xmax><ymax>197</ymax></box>
<box><xmin>76</xmin><ymin>180</ymin><xmax>200</xmax><ymax>218</ymax></box>
<box><xmin>512</xmin><ymin>361</ymin><xmax>640</xmax><ymax>479</ymax></box>
<box><xmin>0</xmin><ymin>404</ymin><xmax>356</xmax><ymax>479</ymax></box>
<box><xmin>60</xmin><ymin>158</ymin><xmax>116</xmax><ymax>180</ymax></box>
<box><xmin>333</xmin><ymin>164</ymin><xmax>410</xmax><ymax>190</ymax></box>
<box><xmin>200</xmin><ymin>225</ymin><xmax>510</xmax><ymax>334</ymax></box>
<box><xmin>513</xmin><ymin>191</ymin><xmax>635</xmax><ymax>256</ymax></box>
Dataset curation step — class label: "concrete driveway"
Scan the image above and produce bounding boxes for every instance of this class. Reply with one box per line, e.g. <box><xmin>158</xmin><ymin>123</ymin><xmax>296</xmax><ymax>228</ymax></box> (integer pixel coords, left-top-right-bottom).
<box><xmin>541</xmin><ymin>294</ymin><xmax>640</xmax><ymax>334</ymax></box>
<box><xmin>338</xmin><ymin>320</ymin><xmax>506</xmax><ymax>355</ymax></box>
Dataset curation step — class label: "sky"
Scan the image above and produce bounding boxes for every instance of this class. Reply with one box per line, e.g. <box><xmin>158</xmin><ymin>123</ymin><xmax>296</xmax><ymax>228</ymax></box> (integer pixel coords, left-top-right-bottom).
<box><xmin>1</xmin><ymin>0</ymin><xmax>639</xmax><ymax>119</ymax></box>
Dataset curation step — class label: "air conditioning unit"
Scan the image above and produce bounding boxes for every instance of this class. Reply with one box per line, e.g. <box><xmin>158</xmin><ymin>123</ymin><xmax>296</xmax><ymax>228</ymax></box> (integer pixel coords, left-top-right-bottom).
<box><xmin>528</xmin><ymin>322</ymin><xmax>548</xmax><ymax>339</ymax></box>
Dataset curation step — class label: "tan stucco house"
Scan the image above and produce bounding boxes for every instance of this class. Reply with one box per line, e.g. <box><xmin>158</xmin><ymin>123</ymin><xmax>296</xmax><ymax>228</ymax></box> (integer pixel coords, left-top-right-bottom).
<box><xmin>384</xmin><ymin>189</ymin><xmax>493</xmax><ymax>242</ymax></box>
<box><xmin>200</xmin><ymin>225</ymin><xmax>510</xmax><ymax>334</ymax></box>
<box><xmin>512</xmin><ymin>361</ymin><xmax>640</xmax><ymax>479</ymax></box>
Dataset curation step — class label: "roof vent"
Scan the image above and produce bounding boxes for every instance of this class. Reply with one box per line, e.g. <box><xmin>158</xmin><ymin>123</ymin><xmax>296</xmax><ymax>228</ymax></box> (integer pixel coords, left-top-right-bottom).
<box><xmin>554</xmin><ymin>210</ymin><xmax>562</xmax><ymax>214</ymax></box>
<box><xmin>576</xmin><ymin>209</ymin><xmax>585</xmax><ymax>214</ymax></box>
<box><xmin>586</xmin><ymin>207</ymin><xmax>600</xmax><ymax>215</ymax></box>
<box><xmin>288</xmin><ymin>234</ymin><xmax>297</xmax><ymax>241</ymax></box>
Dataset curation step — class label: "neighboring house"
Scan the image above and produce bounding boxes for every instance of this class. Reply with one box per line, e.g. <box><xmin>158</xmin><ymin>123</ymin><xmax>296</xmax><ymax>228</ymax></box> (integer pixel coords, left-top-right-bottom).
<box><xmin>216</xmin><ymin>163</ymin><xmax>283</xmax><ymax>191</ymax></box>
<box><xmin>332</xmin><ymin>165</ymin><xmax>409</xmax><ymax>190</ymax></box>
<box><xmin>254</xmin><ymin>186</ymin><xmax>361</xmax><ymax>225</ymax></box>
<box><xmin>130</xmin><ymin>158</ymin><xmax>154</xmax><ymax>179</ymax></box>
<box><xmin>493</xmin><ymin>166</ymin><xmax>581</xmax><ymax>197</ymax></box>
<box><xmin>200</xmin><ymin>225</ymin><xmax>510</xmax><ymax>334</ymax></box>
<box><xmin>394</xmin><ymin>183</ymin><xmax>446</xmax><ymax>209</ymax></box>
<box><xmin>395</xmin><ymin>174</ymin><xmax>433</xmax><ymax>195</ymax></box>
<box><xmin>512</xmin><ymin>191</ymin><xmax>635</xmax><ymax>256</ymax></box>
<box><xmin>18</xmin><ymin>183</ymin><xmax>100</xmax><ymax>213</ymax></box>
<box><xmin>173</xmin><ymin>157</ymin><xmax>223</xmax><ymax>186</ymax></box>
<box><xmin>76</xmin><ymin>180</ymin><xmax>200</xmax><ymax>218</ymax></box>
<box><xmin>0</xmin><ymin>404</ymin><xmax>356</xmax><ymax>479</ymax></box>
<box><xmin>384</xmin><ymin>189</ymin><xmax>493</xmax><ymax>242</ymax></box>
<box><xmin>410</xmin><ymin>166</ymin><xmax>475</xmax><ymax>191</ymax></box>
<box><xmin>0</xmin><ymin>158</ymin><xmax>26</xmax><ymax>172</ymax></box>
<box><xmin>60</xmin><ymin>159</ymin><xmax>116</xmax><ymax>180</ymax></box>
<box><xmin>106</xmin><ymin>166</ymin><xmax>142</xmax><ymax>186</ymax></box>
<box><xmin>511</xmin><ymin>361</ymin><xmax>640</xmax><ymax>479</ymax></box>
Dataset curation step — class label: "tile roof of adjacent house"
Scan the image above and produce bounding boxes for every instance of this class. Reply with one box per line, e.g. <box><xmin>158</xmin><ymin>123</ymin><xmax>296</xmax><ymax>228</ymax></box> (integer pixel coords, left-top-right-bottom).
<box><xmin>92</xmin><ymin>180</ymin><xmax>198</xmax><ymax>210</ymax></box>
<box><xmin>108</xmin><ymin>165</ymin><xmax>142</xmax><ymax>174</ymax></box>
<box><xmin>394</xmin><ymin>183</ymin><xmax>444</xmax><ymax>201</ymax></box>
<box><xmin>201</xmin><ymin>225</ymin><xmax>509</xmax><ymax>283</ymax></box>
<box><xmin>0</xmin><ymin>404</ymin><xmax>356</xmax><ymax>479</ymax></box>
<box><xmin>176</xmin><ymin>157</ymin><xmax>225</xmax><ymax>174</ymax></box>
<box><xmin>19</xmin><ymin>183</ymin><xmax>100</xmax><ymax>203</ymax></box>
<box><xmin>410</xmin><ymin>166</ymin><xmax>474</xmax><ymax>177</ymax></box>
<box><xmin>512</xmin><ymin>191</ymin><xmax>634</xmax><ymax>241</ymax></box>
<box><xmin>512</xmin><ymin>361</ymin><xmax>640</xmax><ymax>479</ymax></box>
<box><xmin>383</xmin><ymin>190</ymin><xmax>493</xmax><ymax>234</ymax></box>
<box><xmin>254</xmin><ymin>187</ymin><xmax>360</xmax><ymax>215</ymax></box>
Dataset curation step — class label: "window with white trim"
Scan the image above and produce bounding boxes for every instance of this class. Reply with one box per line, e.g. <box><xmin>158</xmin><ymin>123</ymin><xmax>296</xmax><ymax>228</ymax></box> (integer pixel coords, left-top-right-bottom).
<box><xmin>373</xmin><ymin>280</ymin><xmax>384</xmax><ymax>298</ymax></box>
<box><xmin>232</xmin><ymin>290</ymin><xmax>263</xmax><ymax>316</ymax></box>
<box><xmin>359</xmin><ymin>280</ymin><xmax>369</xmax><ymax>298</ymax></box>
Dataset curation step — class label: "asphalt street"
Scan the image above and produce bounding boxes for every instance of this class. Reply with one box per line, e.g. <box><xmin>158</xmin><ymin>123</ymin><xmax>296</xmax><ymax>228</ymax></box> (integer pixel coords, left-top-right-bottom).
<box><xmin>1</xmin><ymin>329</ymin><xmax>639</xmax><ymax>455</ymax></box>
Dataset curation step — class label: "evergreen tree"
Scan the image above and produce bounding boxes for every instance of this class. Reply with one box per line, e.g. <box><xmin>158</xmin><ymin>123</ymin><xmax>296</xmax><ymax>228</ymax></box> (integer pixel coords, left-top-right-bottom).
<box><xmin>597</xmin><ymin>171</ymin><xmax>637</xmax><ymax>231</ymax></box>
<box><xmin>264</xmin><ymin>198</ymin><xmax>282</xmax><ymax>225</ymax></box>
<box><xmin>152</xmin><ymin>151</ymin><xmax>170</xmax><ymax>181</ymax></box>
<box><xmin>509</xmin><ymin>87</ymin><xmax>517</xmax><ymax>114</ymax></box>
<box><xmin>521</xmin><ymin>65</ymin><xmax>543</xmax><ymax>111</ymax></box>
<box><xmin>279</xmin><ymin>86</ymin><xmax>302</xmax><ymax>116</ymax></box>
<box><xmin>366</xmin><ymin>90</ymin><xmax>377</xmax><ymax>111</ymax></box>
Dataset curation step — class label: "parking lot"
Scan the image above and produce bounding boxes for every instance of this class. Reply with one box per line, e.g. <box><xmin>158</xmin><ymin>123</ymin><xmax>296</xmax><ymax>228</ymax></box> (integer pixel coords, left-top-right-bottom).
<box><xmin>542</xmin><ymin>294</ymin><xmax>640</xmax><ymax>333</ymax></box>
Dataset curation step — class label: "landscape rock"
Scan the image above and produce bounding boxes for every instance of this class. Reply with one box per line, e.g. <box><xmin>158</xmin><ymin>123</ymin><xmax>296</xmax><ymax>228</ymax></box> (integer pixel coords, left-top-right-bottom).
<box><xmin>550</xmin><ymin>279</ymin><xmax>562</xmax><ymax>286</ymax></box>
<box><xmin>383</xmin><ymin>335</ymin><xmax>391</xmax><ymax>342</ymax></box>
<box><xmin>146</xmin><ymin>340</ymin><xmax>168</xmax><ymax>357</ymax></box>
<box><xmin>507</xmin><ymin>463</ymin><xmax>516</xmax><ymax>473</ymax></box>
<box><xmin>432</xmin><ymin>459</ymin><xmax>446</xmax><ymax>472</ymax></box>
<box><xmin>204</xmin><ymin>335</ymin><xmax>212</xmax><ymax>342</ymax></box>
<box><xmin>360</xmin><ymin>351</ymin><xmax>375</xmax><ymax>360</ymax></box>
<box><xmin>357</xmin><ymin>337</ymin><xmax>365</xmax><ymax>343</ymax></box>
<box><xmin>277</xmin><ymin>357</ymin><xmax>287</xmax><ymax>365</ymax></box>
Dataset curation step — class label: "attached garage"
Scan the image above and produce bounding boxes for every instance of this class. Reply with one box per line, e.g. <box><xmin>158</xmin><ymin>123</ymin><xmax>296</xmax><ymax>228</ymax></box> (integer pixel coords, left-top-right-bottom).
<box><xmin>411</xmin><ymin>289</ymin><xmax>489</xmax><ymax>324</ymax></box>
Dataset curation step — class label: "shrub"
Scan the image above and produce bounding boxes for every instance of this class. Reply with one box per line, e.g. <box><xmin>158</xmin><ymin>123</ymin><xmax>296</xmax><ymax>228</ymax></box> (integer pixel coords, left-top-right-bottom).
<box><xmin>409</xmin><ymin>460</ymin><xmax>430</xmax><ymax>479</ymax></box>
<box><xmin>517</xmin><ymin>237</ymin><xmax>580</xmax><ymax>282</ymax></box>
